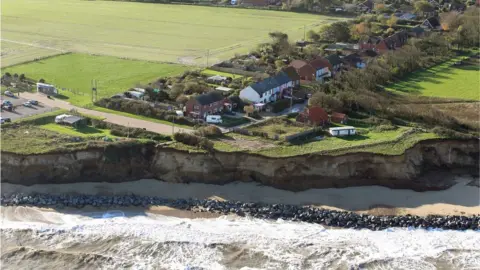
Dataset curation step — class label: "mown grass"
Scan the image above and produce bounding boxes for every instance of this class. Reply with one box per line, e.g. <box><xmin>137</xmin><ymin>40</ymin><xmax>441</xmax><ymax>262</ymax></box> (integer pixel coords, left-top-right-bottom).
<box><xmin>387</xmin><ymin>57</ymin><xmax>480</xmax><ymax>101</ymax></box>
<box><xmin>1</xmin><ymin>40</ymin><xmax>64</xmax><ymax>67</ymax></box>
<box><xmin>246</xmin><ymin>119</ymin><xmax>310</xmax><ymax>139</ymax></box>
<box><xmin>3</xmin><ymin>53</ymin><xmax>189</xmax><ymax>106</ymax></box>
<box><xmin>40</xmin><ymin>123</ymin><xmax>116</xmax><ymax>138</ymax></box>
<box><xmin>2</xmin><ymin>0</ymin><xmax>343</xmax><ymax>64</ymax></box>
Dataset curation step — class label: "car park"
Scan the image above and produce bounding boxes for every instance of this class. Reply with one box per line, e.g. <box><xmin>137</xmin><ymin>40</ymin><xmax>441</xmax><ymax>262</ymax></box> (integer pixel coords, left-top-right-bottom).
<box><xmin>0</xmin><ymin>117</ymin><xmax>12</xmax><ymax>124</ymax></box>
<box><xmin>23</xmin><ymin>101</ymin><xmax>33</xmax><ymax>107</ymax></box>
<box><xmin>28</xmin><ymin>100</ymin><xmax>39</xmax><ymax>105</ymax></box>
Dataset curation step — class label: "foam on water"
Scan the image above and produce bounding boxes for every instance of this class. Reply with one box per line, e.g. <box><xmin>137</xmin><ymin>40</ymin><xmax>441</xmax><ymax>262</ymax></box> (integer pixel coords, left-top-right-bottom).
<box><xmin>2</xmin><ymin>208</ymin><xmax>480</xmax><ymax>270</ymax></box>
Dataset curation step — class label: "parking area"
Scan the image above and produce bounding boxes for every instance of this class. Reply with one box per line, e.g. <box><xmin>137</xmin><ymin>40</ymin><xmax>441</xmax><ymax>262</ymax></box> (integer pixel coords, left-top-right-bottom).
<box><xmin>1</xmin><ymin>94</ymin><xmax>55</xmax><ymax>121</ymax></box>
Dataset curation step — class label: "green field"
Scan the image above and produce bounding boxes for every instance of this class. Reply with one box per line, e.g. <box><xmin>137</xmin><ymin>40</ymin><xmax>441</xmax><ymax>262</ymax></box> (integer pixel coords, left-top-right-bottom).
<box><xmin>1</xmin><ymin>40</ymin><xmax>64</xmax><ymax>67</ymax></box>
<box><xmin>3</xmin><ymin>53</ymin><xmax>189</xmax><ymax>106</ymax></box>
<box><xmin>1</xmin><ymin>0</ymin><xmax>343</xmax><ymax>65</ymax></box>
<box><xmin>387</xmin><ymin>58</ymin><xmax>480</xmax><ymax>101</ymax></box>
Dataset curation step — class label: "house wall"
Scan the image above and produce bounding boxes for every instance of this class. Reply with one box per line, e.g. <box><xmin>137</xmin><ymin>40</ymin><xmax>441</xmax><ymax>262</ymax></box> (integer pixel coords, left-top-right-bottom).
<box><xmin>186</xmin><ymin>99</ymin><xmax>225</xmax><ymax>118</ymax></box>
<box><xmin>240</xmin><ymin>87</ymin><xmax>261</xmax><ymax>103</ymax></box>
<box><xmin>315</xmin><ymin>67</ymin><xmax>331</xmax><ymax>82</ymax></box>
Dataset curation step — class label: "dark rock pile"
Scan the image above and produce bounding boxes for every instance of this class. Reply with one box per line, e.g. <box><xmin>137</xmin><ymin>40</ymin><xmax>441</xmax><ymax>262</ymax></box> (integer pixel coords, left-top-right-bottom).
<box><xmin>1</xmin><ymin>193</ymin><xmax>479</xmax><ymax>231</ymax></box>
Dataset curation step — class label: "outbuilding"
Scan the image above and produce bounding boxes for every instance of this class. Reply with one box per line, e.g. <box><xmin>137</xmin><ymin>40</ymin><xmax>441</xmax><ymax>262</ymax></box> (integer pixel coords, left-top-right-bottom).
<box><xmin>329</xmin><ymin>126</ymin><xmax>356</xmax><ymax>136</ymax></box>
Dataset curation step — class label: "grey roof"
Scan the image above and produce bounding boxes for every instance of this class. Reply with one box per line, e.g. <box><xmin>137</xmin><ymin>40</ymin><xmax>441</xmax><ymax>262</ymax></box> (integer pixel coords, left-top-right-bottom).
<box><xmin>63</xmin><ymin>116</ymin><xmax>84</xmax><ymax>124</ymax></box>
<box><xmin>195</xmin><ymin>91</ymin><xmax>224</xmax><ymax>105</ymax></box>
<box><xmin>250</xmin><ymin>77</ymin><xmax>280</xmax><ymax>95</ymax></box>
<box><xmin>282</xmin><ymin>66</ymin><xmax>300</xmax><ymax>81</ymax></box>
<box><xmin>273</xmin><ymin>71</ymin><xmax>291</xmax><ymax>85</ymax></box>
<box><xmin>325</xmin><ymin>54</ymin><xmax>342</xmax><ymax>66</ymax></box>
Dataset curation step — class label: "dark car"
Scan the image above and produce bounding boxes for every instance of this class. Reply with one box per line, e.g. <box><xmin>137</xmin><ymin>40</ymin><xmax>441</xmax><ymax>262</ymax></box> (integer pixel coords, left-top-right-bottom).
<box><xmin>28</xmin><ymin>99</ymin><xmax>39</xmax><ymax>105</ymax></box>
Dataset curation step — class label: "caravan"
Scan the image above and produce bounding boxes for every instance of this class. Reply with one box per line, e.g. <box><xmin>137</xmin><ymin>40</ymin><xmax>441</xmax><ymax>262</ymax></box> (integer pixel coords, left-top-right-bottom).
<box><xmin>206</xmin><ymin>115</ymin><xmax>222</xmax><ymax>124</ymax></box>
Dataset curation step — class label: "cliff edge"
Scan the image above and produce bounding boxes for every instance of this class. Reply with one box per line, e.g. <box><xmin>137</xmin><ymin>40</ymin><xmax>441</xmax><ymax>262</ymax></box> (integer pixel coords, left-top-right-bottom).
<box><xmin>1</xmin><ymin>139</ymin><xmax>479</xmax><ymax>191</ymax></box>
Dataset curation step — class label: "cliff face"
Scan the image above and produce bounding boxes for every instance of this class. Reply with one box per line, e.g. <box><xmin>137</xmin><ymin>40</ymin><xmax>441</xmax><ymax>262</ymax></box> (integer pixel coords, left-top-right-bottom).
<box><xmin>2</xmin><ymin>139</ymin><xmax>479</xmax><ymax>191</ymax></box>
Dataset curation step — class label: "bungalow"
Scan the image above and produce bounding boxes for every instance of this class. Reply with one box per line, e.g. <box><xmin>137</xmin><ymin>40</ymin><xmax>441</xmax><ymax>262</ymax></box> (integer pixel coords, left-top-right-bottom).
<box><xmin>240</xmin><ymin>77</ymin><xmax>279</xmax><ymax>104</ymax></box>
<box><xmin>384</xmin><ymin>31</ymin><xmax>409</xmax><ymax>50</ymax></box>
<box><xmin>329</xmin><ymin>126</ymin><xmax>356</xmax><ymax>136</ymax></box>
<box><xmin>282</xmin><ymin>66</ymin><xmax>301</xmax><ymax>87</ymax></box>
<box><xmin>342</xmin><ymin>53</ymin><xmax>366</xmax><ymax>69</ymax></box>
<box><xmin>421</xmin><ymin>17</ymin><xmax>441</xmax><ymax>30</ymax></box>
<box><xmin>185</xmin><ymin>91</ymin><xmax>228</xmax><ymax>119</ymax></box>
<box><xmin>289</xmin><ymin>60</ymin><xmax>316</xmax><ymax>81</ymax></box>
<box><xmin>309</xmin><ymin>57</ymin><xmax>332</xmax><ymax>82</ymax></box>
<box><xmin>358</xmin><ymin>0</ymin><xmax>374</xmax><ymax>12</ymax></box>
<box><xmin>325</xmin><ymin>54</ymin><xmax>343</xmax><ymax>74</ymax></box>
<box><xmin>330</xmin><ymin>112</ymin><xmax>348</xmax><ymax>124</ymax></box>
<box><xmin>359</xmin><ymin>36</ymin><xmax>389</xmax><ymax>53</ymax></box>
<box><xmin>296</xmin><ymin>106</ymin><xmax>329</xmax><ymax>126</ymax></box>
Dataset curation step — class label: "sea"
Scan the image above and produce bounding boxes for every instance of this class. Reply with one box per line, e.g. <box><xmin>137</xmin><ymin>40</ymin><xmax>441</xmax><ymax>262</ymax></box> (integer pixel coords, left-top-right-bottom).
<box><xmin>1</xmin><ymin>206</ymin><xmax>480</xmax><ymax>270</ymax></box>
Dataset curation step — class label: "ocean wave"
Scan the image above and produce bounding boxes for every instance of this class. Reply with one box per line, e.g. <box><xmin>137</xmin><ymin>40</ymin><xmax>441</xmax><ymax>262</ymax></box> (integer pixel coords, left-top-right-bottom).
<box><xmin>2</xmin><ymin>208</ymin><xmax>480</xmax><ymax>270</ymax></box>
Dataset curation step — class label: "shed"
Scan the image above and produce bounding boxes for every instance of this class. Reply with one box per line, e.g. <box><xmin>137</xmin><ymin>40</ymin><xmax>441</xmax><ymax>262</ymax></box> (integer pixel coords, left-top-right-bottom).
<box><xmin>207</xmin><ymin>75</ymin><xmax>228</xmax><ymax>83</ymax></box>
<box><xmin>329</xmin><ymin>126</ymin><xmax>356</xmax><ymax>136</ymax></box>
<box><xmin>62</xmin><ymin>116</ymin><xmax>86</xmax><ymax>127</ymax></box>
<box><xmin>331</xmin><ymin>112</ymin><xmax>348</xmax><ymax>124</ymax></box>
<box><xmin>215</xmin><ymin>86</ymin><xmax>233</xmax><ymax>92</ymax></box>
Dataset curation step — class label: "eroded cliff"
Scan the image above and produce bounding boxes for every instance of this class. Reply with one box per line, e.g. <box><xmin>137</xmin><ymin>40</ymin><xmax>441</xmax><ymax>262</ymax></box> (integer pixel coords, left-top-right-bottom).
<box><xmin>1</xmin><ymin>139</ymin><xmax>479</xmax><ymax>191</ymax></box>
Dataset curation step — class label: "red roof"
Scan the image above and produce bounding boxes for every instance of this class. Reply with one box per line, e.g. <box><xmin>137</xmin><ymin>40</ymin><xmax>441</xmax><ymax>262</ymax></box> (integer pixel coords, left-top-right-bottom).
<box><xmin>331</xmin><ymin>112</ymin><xmax>347</xmax><ymax>123</ymax></box>
<box><xmin>309</xmin><ymin>57</ymin><xmax>332</xmax><ymax>70</ymax></box>
<box><xmin>289</xmin><ymin>60</ymin><xmax>309</xmax><ymax>69</ymax></box>
<box><xmin>306</xmin><ymin>106</ymin><xmax>329</xmax><ymax>125</ymax></box>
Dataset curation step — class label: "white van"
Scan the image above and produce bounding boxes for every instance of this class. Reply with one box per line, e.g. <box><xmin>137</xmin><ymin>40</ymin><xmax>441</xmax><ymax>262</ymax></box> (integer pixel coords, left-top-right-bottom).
<box><xmin>206</xmin><ymin>115</ymin><xmax>222</xmax><ymax>124</ymax></box>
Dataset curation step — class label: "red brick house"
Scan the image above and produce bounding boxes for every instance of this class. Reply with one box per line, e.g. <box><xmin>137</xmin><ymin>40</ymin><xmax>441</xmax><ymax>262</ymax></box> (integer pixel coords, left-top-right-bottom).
<box><xmin>185</xmin><ymin>91</ymin><xmax>229</xmax><ymax>119</ymax></box>
<box><xmin>359</xmin><ymin>36</ymin><xmax>389</xmax><ymax>53</ymax></box>
<box><xmin>289</xmin><ymin>60</ymin><xmax>316</xmax><ymax>81</ymax></box>
<box><xmin>296</xmin><ymin>106</ymin><xmax>329</xmax><ymax>126</ymax></box>
<box><xmin>331</xmin><ymin>112</ymin><xmax>348</xmax><ymax>124</ymax></box>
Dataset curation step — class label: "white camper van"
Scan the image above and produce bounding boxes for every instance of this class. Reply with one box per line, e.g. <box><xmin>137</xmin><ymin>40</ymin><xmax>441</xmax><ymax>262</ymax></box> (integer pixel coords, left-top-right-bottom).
<box><xmin>206</xmin><ymin>115</ymin><xmax>222</xmax><ymax>124</ymax></box>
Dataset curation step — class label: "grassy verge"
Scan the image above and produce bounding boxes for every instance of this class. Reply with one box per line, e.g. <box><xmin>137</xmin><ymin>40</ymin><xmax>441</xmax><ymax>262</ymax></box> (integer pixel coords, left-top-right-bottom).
<box><xmin>91</xmin><ymin>106</ymin><xmax>193</xmax><ymax>129</ymax></box>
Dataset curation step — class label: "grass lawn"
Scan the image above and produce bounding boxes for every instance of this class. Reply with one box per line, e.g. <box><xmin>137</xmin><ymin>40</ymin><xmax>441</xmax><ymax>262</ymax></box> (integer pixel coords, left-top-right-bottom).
<box><xmin>0</xmin><ymin>40</ymin><xmax>64</xmax><ymax>67</ymax></box>
<box><xmin>201</xmin><ymin>69</ymin><xmax>245</xmax><ymax>79</ymax></box>
<box><xmin>387</xmin><ymin>57</ymin><xmax>480</xmax><ymax>101</ymax></box>
<box><xmin>254</xmin><ymin>127</ymin><xmax>412</xmax><ymax>157</ymax></box>
<box><xmin>3</xmin><ymin>54</ymin><xmax>189</xmax><ymax>106</ymax></box>
<box><xmin>40</xmin><ymin>123</ymin><xmax>115</xmax><ymax>138</ymax></box>
<box><xmin>246</xmin><ymin>119</ymin><xmax>310</xmax><ymax>139</ymax></box>
<box><xmin>217</xmin><ymin>116</ymin><xmax>251</xmax><ymax>127</ymax></box>
<box><xmin>2</xmin><ymin>0</ymin><xmax>345</xmax><ymax>65</ymax></box>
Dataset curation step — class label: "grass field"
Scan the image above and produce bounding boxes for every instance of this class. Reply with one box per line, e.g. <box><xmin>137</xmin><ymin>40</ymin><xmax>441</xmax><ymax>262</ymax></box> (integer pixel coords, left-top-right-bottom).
<box><xmin>3</xmin><ymin>53</ymin><xmax>189</xmax><ymax>106</ymax></box>
<box><xmin>1</xmin><ymin>40</ymin><xmax>64</xmax><ymax>67</ymax></box>
<box><xmin>387</xmin><ymin>58</ymin><xmax>480</xmax><ymax>101</ymax></box>
<box><xmin>1</xmin><ymin>0</ymin><xmax>344</xmax><ymax>65</ymax></box>
<box><xmin>40</xmin><ymin>123</ymin><xmax>115</xmax><ymax>138</ymax></box>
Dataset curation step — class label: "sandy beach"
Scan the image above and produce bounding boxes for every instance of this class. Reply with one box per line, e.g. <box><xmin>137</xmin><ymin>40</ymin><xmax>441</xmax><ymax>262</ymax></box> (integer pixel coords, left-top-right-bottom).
<box><xmin>2</xmin><ymin>176</ymin><xmax>479</xmax><ymax>216</ymax></box>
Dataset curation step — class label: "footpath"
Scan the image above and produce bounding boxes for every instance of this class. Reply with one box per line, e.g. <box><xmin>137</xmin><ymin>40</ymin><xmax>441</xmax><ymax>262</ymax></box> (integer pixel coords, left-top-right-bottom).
<box><xmin>20</xmin><ymin>92</ymin><xmax>193</xmax><ymax>135</ymax></box>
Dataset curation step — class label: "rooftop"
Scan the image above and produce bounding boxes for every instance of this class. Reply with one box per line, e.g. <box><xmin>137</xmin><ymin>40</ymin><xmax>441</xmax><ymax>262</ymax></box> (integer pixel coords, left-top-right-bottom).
<box><xmin>194</xmin><ymin>91</ymin><xmax>225</xmax><ymax>105</ymax></box>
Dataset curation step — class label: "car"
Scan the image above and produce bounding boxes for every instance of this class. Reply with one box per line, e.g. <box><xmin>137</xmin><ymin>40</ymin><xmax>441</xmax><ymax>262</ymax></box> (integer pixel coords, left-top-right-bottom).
<box><xmin>2</xmin><ymin>100</ymin><xmax>12</xmax><ymax>106</ymax></box>
<box><xmin>291</xmin><ymin>108</ymin><xmax>300</xmax><ymax>113</ymax></box>
<box><xmin>206</xmin><ymin>115</ymin><xmax>222</xmax><ymax>124</ymax></box>
<box><xmin>28</xmin><ymin>99</ymin><xmax>39</xmax><ymax>105</ymax></box>
<box><xmin>23</xmin><ymin>102</ymin><xmax>32</xmax><ymax>107</ymax></box>
<box><xmin>4</xmin><ymin>91</ymin><xmax>14</xmax><ymax>97</ymax></box>
<box><xmin>0</xmin><ymin>117</ymin><xmax>12</xmax><ymax>124</ymax></box>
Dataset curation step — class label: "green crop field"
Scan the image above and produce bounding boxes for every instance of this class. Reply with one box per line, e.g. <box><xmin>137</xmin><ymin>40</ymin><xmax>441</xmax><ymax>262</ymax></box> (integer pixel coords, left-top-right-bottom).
<box><xmin>387</xmin><ymin>58</ymin><xmax>480</xmax><ymax>101</ymax></box>
<box><xmin>1</xmin><ymin>40</ymin><xmax>64</xmax><ymax>67</ymax></box>
<box><xmin>1</xmin><ymin>0</ymin><xmax>344</xmax><ymax>65</ymax></box>
<box><xmin>3</xmin><ymin>53</ymin><xmax>189</xmax><ymax>106</ymax></box>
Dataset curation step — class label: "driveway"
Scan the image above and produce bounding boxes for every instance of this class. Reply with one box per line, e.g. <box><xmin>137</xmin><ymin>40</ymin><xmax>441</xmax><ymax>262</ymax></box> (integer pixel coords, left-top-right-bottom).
<box><xmin>19</xmin><ymin>92</ymin><xmax>192</xmax><ymax>135</ymax></box>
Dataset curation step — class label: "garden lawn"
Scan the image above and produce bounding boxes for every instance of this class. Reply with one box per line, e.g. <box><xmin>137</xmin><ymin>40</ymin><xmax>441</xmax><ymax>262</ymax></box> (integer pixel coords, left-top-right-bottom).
<box><xmin>387</xmin><ymin>58</ymin><xmax>480</xmax><ymax>101</ymax></box>
<box><xmin>254</xmin><ymin>127</ymin><xmax>411</xmax><ymax>157</ymax></box>
<box><xmin>246</xmin><ymin>120</ymin><xmax>310</xmax><ymax>139</ymax></box>
<box><xmin>2</xmin><ymin>0</ymin><xmax>345</xmax><ymax>64</ymax></box>
<box><xmin>3</xmin><ymin>53</ymin><xmax>189</xmax><ymax>106</ymax></box>
<box><xmin>40</xmin><ymin>123</ymin><xmax>115</xmax><ymax>138</ymax></box>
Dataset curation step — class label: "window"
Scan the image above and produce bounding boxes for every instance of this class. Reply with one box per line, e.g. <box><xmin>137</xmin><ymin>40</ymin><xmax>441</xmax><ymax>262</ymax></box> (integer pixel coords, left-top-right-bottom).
<box><xmin>194</xmin><ymin>105</ymin><xmax>199</xmax><ymax>110</ymax></box>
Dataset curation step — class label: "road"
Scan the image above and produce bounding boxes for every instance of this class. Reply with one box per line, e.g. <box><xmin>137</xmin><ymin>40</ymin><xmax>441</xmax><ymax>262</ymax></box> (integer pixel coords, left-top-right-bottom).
<box><xmin>20</xmin><ymin>92</ymin><xmax>192</xmax><ymax>135</ymax></box>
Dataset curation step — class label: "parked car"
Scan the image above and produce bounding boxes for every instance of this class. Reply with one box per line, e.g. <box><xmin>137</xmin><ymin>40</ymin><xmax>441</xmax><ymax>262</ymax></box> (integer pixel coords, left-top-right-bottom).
<box><xmin>28</xmin><ymin>100</ymin><xmax>39</xmax><ymax>105</ymax></box>
<box><xmin>23</xmin><ymin>102</ymin><xmax>32</xmax><ymax>107</ymax></box>
<box><xmin>206</xmin><ymin>115</ymin><xmax>222</xmax><ymax>124</ymax></box>
<box><xmin>0</xmin><ymin>117</ymin><xmax>12</xmax><ymax>124</ymax></box>
<box><xmin>4</xmin><ymin>91</ymin><xmax>14</xmax><ymax>97</ymax></box>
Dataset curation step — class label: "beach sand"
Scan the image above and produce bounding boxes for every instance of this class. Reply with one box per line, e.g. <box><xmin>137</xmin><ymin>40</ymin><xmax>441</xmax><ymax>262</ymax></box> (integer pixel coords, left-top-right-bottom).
<box><xmin>2</xmin><ymin>176</ymin><xmax>479</xmax><ymax>216</ymax></box>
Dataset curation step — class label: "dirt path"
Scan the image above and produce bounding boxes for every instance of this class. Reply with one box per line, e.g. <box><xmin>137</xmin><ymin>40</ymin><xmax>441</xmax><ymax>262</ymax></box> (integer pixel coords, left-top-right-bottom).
<box><xmin>20</xmin><ymin>92</ymin><xmax>192</xmax><ymax>135</ymax></box>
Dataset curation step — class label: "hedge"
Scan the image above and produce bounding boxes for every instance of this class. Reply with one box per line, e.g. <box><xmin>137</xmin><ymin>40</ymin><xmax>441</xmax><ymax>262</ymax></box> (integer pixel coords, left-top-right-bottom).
<box><xmin>94</xmin><ymin>98</ymin><xmax>195</xmax><ymax>126</ymax></box>
<box><xmin>91</xmin><ymin>119</ymin><xmax>171</xmax><ymax>141</ymax></box>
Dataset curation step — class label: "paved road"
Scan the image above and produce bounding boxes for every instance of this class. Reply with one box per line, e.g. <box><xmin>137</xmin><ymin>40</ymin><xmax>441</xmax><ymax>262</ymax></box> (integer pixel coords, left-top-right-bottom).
<box><xmin>20</xmin><ymin>92</ymin><xmax>192</xmax><ymax>135</ymax></box>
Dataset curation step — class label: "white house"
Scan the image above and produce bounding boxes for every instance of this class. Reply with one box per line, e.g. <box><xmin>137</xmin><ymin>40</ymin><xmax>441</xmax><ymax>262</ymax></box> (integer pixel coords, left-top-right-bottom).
<box><xmin>240</xmin><ymin>77</ymin><xmax>279</xmax><ymax>104</ymax></box>
<box><xmin>329</xmin><ymin>126</ymin><xmax>356</xmax><ymax>136</ymax></box>
<box><xmin>309</xmin><ymin>58</ymin><xmax>332</xmax><ymax>83</ymax></box>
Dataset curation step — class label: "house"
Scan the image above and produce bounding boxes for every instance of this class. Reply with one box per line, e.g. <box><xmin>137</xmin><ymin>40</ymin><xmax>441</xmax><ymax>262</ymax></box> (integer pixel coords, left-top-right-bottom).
<box><xmin>359</xmin><ymin>36</ymin><xmax>389</xmax><ymax>53</ymax></box>
<box><xmin>330</xmin><ymin>112</ymin><xmax>348</xmax><ymax>124</ymax></box>
<box><xmin>215</xmin><ymin>86</ymin><xmax>233</xmax><ymax>93</ymax></box>
<box><xmin>185</xmin><ymin>91</ymin><xmax>228</xmax><ymax>119</ymax></box>
<box><xmin>384</xmin><ymin>31</ymin><xmax>409</xmax><ymax>50</ymax></box>
<box><xmin>398</xmin><ymin>13</ymin><xmax>416</xmax><ymax>20</ymax></box>
<box><xmin>289</xmin><ymin>60</ymin><xmax>316</xmax><ymax>81</ymax></box>
<box><xmin>309</xmin><ymin>57</ymin><xmax>332</xmax><ymax>82</ymax></box>
<box><xmin>409</xmin><ymin>26</ymin><xmax>426</xmax><ymax>37</ymax></box>
<box><xmin>55</xmin><ymin>115</ymin><xmax>86</xmax><ymax>128</ymax></box>
<box><xmin>324</xmin><ymin>43</ymin><xmax>359</xmax><ymax>53</ymax></box>
<box><xmin>325</xmin><ymin>54</ymin><xmax>343</xmax><ymax>74</ymax></box>
<box><xmin>421</xmin><ymin>17</ymin><xmax>441</xmax><ymax>30</ymax></box>
<box><xmin>329</xmin><ymin>126</ymin><xmax>356</xmax><ymax>136</ymax></box>
<box><xmin>342</xmin><ymin>53</ymin><xmax>366</xmax><ymax>69</ymax></box>
<box><xmin>240</xmin><ymin>77</ymin><xmax>279</xmax><ymax>104</ymax></box>
<box><xmin>282</xmin><ymin>66</ymin><xmax>301</xmax><ymax>87</ymax></box>
<box><xmin>273</xmin><ymin>71</ymin><xmax>292</xmax><ymax>97</ymax></box>
<box><xmin>296</xmin><ymin>106</ymin><xmax>329</xmax><ymax>126</ymax></box>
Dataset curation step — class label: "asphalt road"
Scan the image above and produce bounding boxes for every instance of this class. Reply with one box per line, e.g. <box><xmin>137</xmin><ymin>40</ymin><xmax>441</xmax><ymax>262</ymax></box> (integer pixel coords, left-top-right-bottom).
<box><xmin>1</xmin><ymin>95</ymin><xmax>55</xmax><ymax>121</ymax></box>
<box><xmin>19</xmin><ymin>92</ymin><xmax>193</xmax><ymax>135</ymax></box>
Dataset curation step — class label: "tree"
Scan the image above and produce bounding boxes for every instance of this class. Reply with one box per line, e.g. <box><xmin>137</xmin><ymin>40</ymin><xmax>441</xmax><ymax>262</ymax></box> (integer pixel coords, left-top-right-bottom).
<box><xmin>274</xmin><ymin>59</ymin><xmax>286</xmax><ymax>71</ymax></box>
<box><xmin>19</xmin><ymin>74</ymin><xmax>25</xmax><ymax>81</ymax></box>
<box><xmin>308</xmin><ymin>92</ymin><xmax>343</xmax><ymax>112</ymax></box>
<box><xmin>38</xmin><ymin>78</ymin><xmax>45</xmax><ymax>83</ymax></box>
<box><xmin>306</xmin><ymin>30</ymin><xmax>320</xmax><ymax>42</ymax></box>
<box><xmin>319</xmin><ymin>22</ymin><xmax>351</xmax><ymax>42</ymax></box>
<box><xmin>386</xmin><ymin>16</ymin><xmax>397</xmax><ymax>28</ymax></box>
<box><xmin>176</xmin><ymin>94</ymin><xmax>189</xmax><ymax>105</ymax></box>
<box><xmin>169</xmin><ymin>83</ymin><xmax>184</xmax><ymax>100</ymax></box>
<box><xmin>440</xmin><ymin>11</ymin><xmax>461</xmax><ymax>31</ymax></box>
<box><xmin>351</xmin><ymin>22</ymin><xmax>371</xmax><ymax>40</ymax></box>
<box><xmin>244</xmin><ymin>105</ymin><xmax>254</xmax><ymax>116</ymax></box>
<box><xmin>414</xmin><ymin>1</ymin><xmax>434</xmax><ymax>14</ymax></box>
<box><xmin>268</xmin><ymin>32</ymin><xmax>288</xmax><ymax>43</ymax></box>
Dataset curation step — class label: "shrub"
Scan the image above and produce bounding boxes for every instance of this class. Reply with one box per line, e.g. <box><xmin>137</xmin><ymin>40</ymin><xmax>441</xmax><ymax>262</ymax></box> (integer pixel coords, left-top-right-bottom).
<box><xmin>269</xmin><ymin>99</ymin><xmax>291</xmax><ymax>113</ymax></box>
<box><xmin>195</xmin><ymin>125</ymin><xmax>222</xmax><ymax>138</ymax></box>
<box><xmin>174</xmin><ymin>132</ymin><xmax>214</xmax><ymax>151</ymax></box>
<box><xmin>432</xmin><ymin>127</ymin><xmax>473</xmax><ymax>139</ymax></box>
<box><xmin>372</xmin><ymin>124</ymin><xmax>398</xmax><ymax>132</ymax></box>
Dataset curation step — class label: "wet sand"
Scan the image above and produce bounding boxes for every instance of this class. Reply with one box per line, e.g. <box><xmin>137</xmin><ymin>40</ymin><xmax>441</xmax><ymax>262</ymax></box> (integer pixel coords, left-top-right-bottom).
<box><xmin>2</xmin><ymin>176</ymin><xmax>479</xmax><ymax>216</ymax></box>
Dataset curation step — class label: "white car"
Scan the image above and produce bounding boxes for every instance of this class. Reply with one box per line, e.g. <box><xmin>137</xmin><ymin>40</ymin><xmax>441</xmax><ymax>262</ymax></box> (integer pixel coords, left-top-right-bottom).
<box><xmin>4</xmin><ymin>91</ymin><xmax>14</xmax><ymax>97</ymax></box>
<box><xmin>206</xmin><ymin>115</ymin><xmax>222</xmax><ymax>124</ymax></box>
<box><xmin>23</xmin><ymin>102</ymin><xmax>32</xmax><ymax>107</ymax></box>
